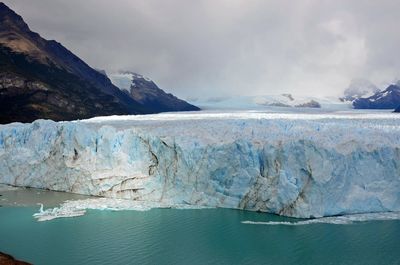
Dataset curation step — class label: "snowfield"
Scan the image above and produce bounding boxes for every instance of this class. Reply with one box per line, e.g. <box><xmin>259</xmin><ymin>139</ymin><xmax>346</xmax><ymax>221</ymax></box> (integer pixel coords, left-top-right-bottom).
<box><xmin>1</xmin><ymin>110</ymin><xmax>399</xmax><ymax>218</ymax></box>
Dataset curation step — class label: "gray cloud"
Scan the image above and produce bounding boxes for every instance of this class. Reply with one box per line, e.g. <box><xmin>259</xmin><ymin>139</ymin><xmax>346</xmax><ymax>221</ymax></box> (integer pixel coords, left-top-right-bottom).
<box><xmin>3</xmin><ymin>0</ymin><xmax>400</xmax><ymax>99</ymax></box>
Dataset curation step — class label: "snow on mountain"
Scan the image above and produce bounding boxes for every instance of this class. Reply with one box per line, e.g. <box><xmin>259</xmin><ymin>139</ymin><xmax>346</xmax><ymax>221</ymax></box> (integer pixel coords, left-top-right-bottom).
<box><xmin>341</xmin><ymin>79</ymin><xmax>380</xmax><ymax>102</ymax></box>
<box><xmin>253</xmin><ymin>94</ymin><xmax>322</xmax><ymax>108</ymax></box>
<box><xmin>109</xmin><ymin>72</ymin><xmax>152</xmax><ymax>91</ymax></box>
<box><xmin>108</xmin><ymin>72</ymin><xmax>136</xmax><ymax>91</ymax></box>
<box><xmin>190</xmin><ymin>94</ymin><xmax>350</xmax><ymax>110</ymax></box>
<box><xmin>353</xmin><ymin>84</ymin><xmax>400</xmax><ymax>109</ymax></box>
<box><xmin>109</xmin><ymin>71</ymin><xmax>200</xmax><ymax>112</ymax></box>
<box><xmin>1</xmin><ymin>111</ymin><xmax>399</xmax><ymax>218</ymax></box>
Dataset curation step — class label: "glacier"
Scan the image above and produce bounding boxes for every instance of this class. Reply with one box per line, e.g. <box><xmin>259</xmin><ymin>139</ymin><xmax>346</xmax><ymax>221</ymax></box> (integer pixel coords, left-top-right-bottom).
<box><xmin>0</xmin><ymin>111</ymin><xmax>400</xmax><ymax>218</ymax></box>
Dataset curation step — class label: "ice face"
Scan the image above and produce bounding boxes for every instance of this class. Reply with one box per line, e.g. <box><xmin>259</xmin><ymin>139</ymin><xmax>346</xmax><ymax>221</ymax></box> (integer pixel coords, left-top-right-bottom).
<box><xmin>0</xmin><ymin>111</ymin><xmax>399</xmax><ymax>218</ymax></box>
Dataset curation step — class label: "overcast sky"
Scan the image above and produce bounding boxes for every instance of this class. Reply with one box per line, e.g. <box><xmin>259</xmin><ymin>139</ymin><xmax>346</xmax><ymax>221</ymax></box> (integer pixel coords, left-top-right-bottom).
<box><xmin>4</xmin><ymin>0</ymin><xmax>400</xmax><ymax>99</ymax></box>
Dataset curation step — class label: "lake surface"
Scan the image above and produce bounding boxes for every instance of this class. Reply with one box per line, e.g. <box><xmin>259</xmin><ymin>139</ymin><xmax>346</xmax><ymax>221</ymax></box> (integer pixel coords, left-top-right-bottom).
<box><xmin>1</xmin><ymin>205</ymin><xmax>400</xmax><ymax>265</ymax></box>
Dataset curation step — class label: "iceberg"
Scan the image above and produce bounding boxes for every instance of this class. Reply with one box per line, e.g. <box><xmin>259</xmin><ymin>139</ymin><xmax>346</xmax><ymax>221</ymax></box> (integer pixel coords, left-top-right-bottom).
<box><xmin>33</xmin><ymin>203</ymin><xmax>86</xmax><ymax>222</ymax></box>
<box><xmin>1</xmin><ymin>111</ymin><xmax>400</xmax><ymax>218</ymax></box>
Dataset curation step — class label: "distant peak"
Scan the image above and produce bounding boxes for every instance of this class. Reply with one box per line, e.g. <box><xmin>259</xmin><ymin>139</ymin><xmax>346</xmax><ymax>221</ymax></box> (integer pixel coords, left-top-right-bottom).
<box><xmin>0</xmin><ymin>2</ymin><xmax>10</xmax><ymax>9</ymax></box>
<box><xmin>0</xmin><ymin>2</ymin><xmax>30</xmax><ymax>32</ymax></box>
<box><xmin>0</xmin><ymin>2</ymin><xmax>19</xmax><ymax>17</ymax></box>
<box><xmin>281</xmin><ymin>93</ymin><xmax>294</xmax><ymax>101</ymax></box>
<box><xmin>95</xmin><ymin>68</ymin><xmax>107</xmax><ymax>76</ymax></box>
<box><xmin>386</xmin><ymin>84</ymin><xmax>400</xmax><ymax>91</ymax></box>
<box><xmin>117</xmin><ymin>71</ymin><xmax>152</xmax><ymax>82</ymax></box>
<box><xmin>342</xmin><ymin>78</ymin><xmax>379</xmax><ymax>101</ymax></box>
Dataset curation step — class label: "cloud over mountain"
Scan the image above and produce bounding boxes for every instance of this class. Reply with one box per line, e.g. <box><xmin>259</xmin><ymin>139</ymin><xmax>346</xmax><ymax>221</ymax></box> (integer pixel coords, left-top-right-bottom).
<box><xmin>4</xmin><ymin>0</ymin><xmax>400</xmax><ymax>99</ymax></box>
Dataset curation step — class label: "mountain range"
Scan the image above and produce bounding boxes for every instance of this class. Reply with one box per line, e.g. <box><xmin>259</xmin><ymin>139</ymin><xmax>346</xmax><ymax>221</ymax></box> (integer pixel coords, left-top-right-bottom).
<box><xmin>352</xmin><ymin>84</ymin><xmax>400</xmax><ymax>110</ymax></box>
<box><xmin>0</xmin><ymin>2</ymin><xmax>198</xmax><ymax>124</ymax></box>
<box><xmin>340</xmin><ymin>78</ymin><xmax>400</xmax><ymax>111</ymax></box>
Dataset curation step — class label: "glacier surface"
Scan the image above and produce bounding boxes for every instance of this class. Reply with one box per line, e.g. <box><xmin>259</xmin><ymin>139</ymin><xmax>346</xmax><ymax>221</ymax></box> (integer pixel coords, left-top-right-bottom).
<box><xmin>1</xmin><ymin>111</ymin><xmax>400</xmax><ymax>218</ymax></box>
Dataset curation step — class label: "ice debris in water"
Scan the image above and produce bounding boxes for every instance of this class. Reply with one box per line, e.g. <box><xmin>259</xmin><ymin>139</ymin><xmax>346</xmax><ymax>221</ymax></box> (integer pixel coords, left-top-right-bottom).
<box><xmin>242</xmin><ymin>212</ymin><xmax>400</xmax><ymax>226</ymax></box>
<box><xmin>33</xmin><ymin>198</ymin><xmax>208</xmax><ymax>221</ymax></box>
<box><xmin>33</xmin><ymin>202</ymin><xmax>86</xmax><ymax>221</ymax></box>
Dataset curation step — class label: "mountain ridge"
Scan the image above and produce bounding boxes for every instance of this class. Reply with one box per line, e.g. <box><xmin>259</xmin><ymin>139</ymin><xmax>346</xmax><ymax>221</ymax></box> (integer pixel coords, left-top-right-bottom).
<box><xmin>0</xmin><ymin>2</ymin><xmax>199</xmax><ymax>123</ymax></box>
<box><xmin>341</xmin><ymin>78</ymin><xmax>380</xmax><ymax>102</ymax></box>
<box><xmin>109</xmin><ymin>71</ymin><xmax>200</xmax><ymax>112</ymax></box>
<box><xmin>353</xmin><ymin>84</ymin><xmax>400</xmax><ymax>110</ymax></box>
<box><xmin>0</xmin><ymin>2</ymin><xmax>152</xmax><ymax>123</ymax></box>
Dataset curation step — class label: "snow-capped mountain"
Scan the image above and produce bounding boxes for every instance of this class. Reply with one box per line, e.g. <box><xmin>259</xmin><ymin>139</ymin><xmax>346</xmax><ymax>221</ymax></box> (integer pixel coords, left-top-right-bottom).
<box><xmin>109</xmin><ymin>71</ymin><xmax>200</xmax><ymax>112</ymax></box>
<box><xmin>341</xmin><ymin>79</ymin><xmax>380</xmax><ymax>102</ymax></box>
<box><xmin>253</xmin><ymin>94</ymin><xmax>322</xmax><ymax>108</ymax></box>
<box><xmin>190</xmin><ymin>94</ymin><xmax>350</xmax><ymax>110</ymax></box>
<box><xmin>353</xmin><ymin>84</ymin><xmax>400</xmax><ymax>109</ymax></box>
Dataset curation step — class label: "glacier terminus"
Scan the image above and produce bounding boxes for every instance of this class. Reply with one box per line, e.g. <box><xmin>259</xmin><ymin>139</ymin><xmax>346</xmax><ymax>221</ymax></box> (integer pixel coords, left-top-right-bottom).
<box><xmin>0</xmin><ymin>111</ymin><xmax>399</xmax><ymax>218</ymax></box>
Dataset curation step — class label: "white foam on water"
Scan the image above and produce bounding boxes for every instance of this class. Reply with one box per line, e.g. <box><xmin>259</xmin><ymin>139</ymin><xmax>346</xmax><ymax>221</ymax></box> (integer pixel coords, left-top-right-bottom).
<box><xmin>242</xmin><ymin>212</ymin><xmax>400</xmax><ymax>226</ymax></box>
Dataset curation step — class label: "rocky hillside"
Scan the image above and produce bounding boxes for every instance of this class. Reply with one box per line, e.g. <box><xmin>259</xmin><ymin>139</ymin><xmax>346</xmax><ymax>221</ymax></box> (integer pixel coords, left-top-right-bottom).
<box><xmin>0</xmin><ymin>2</ymin><xmax>152</xmax><ymax>124</ymax></box>
<box><xmin>0</xmin><ymin>252</ymin><xmax>31</xmax><ymax>265</ymax></box>
<box><xmin>109</xmin><ymin>71</ymin><xmax>200</xmax><ymax>112</ymax></box>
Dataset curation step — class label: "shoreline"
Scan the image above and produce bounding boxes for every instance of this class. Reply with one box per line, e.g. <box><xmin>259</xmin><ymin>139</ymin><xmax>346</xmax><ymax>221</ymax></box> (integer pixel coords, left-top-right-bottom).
<box><xmin>0</xmin><ymin>252</ymin><xmax>31</xmax><ymax>265</ymax></box>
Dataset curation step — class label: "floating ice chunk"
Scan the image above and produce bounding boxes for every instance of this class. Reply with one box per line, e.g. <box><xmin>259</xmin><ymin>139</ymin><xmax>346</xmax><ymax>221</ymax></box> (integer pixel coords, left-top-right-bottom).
<box><xmin>33</xmin><ymin>203</ymin><xmax>86</xmax><ymax>221</ymax></box>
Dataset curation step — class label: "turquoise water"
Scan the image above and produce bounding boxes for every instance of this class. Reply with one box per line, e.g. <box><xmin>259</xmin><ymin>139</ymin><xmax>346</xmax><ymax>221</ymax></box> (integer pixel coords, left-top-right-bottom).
<box><xmin>1</xmin><ymin>207</ymin><xmax>400</xmax><ymax>265</ymax></box>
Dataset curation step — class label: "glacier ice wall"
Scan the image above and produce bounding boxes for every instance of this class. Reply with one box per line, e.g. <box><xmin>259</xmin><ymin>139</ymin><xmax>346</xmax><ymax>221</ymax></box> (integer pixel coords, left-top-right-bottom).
<box><xmin>0</xmin><ymin>112</ymin><xmax>399</xmax><ymax>218</ymax></box>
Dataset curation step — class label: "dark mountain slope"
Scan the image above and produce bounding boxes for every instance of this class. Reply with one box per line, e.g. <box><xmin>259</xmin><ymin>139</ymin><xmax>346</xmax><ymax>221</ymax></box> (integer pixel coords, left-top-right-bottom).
<box><xmin>109</xmin><ymin>72</ymin><xmax>200</xmax><ymax>112</ymax></box>
<box><xmin>0</xmin><ymin>46</ymin><xmax>147</xmax><ymax>123</ymax></box>
<box><xmin>353</xmin><ymin>84</ymin><xmax>400</xmax><ymax>110</ymax></box>
<box><xmin>0</xmin><ymin>2</ymin><xmax>150</xmax><ymax>124</ymax></box>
